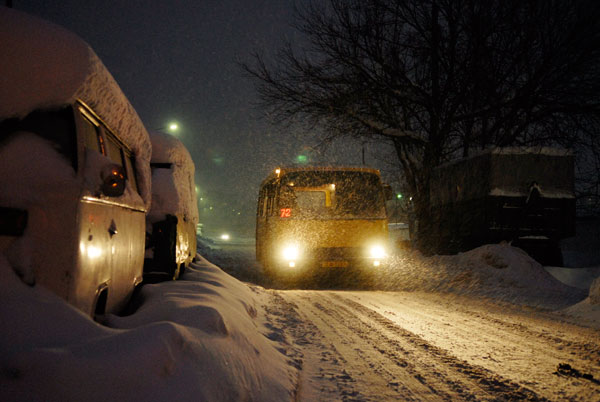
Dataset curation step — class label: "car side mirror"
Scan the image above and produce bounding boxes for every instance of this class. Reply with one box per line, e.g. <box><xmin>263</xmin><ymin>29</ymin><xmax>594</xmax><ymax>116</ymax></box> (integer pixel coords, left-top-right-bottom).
<box><xmin>101</xmin><ymin>164</ymin><xmax>126</xmax><ymax>197</ymax></box>
<box><xmin>383</xmin><ymin>184</ymin><xmax>393</xmax><ymax>200</ymax></box>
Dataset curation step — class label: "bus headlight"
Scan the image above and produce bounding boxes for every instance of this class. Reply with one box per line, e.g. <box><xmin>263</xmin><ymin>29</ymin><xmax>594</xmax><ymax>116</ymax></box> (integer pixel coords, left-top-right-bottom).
<box><xmin>369</xmin><ymin>245</ymin><xmax>386</xmax><ymax>259</ymax></box>
<box><xmin>281</xmin><ymin>244</ymin><xmax>300</xmax><ymax>261</ymax></box>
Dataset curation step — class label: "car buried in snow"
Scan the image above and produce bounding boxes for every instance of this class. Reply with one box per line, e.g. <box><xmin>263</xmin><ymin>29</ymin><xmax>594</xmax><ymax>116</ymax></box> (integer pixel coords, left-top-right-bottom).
<box><xmin>0</xmin><ymin>7</ymin><xmax>151</xmax><ymax>318</ymax></box>
<box><xmin>144</xmin><ymin>131</ymin><xmax>199</xmax><ymax>281</ymax></box>
<box><xmin>256</xmin><ymin>166</ymin><xmax>393</xmax><ymax>285</ymax></box>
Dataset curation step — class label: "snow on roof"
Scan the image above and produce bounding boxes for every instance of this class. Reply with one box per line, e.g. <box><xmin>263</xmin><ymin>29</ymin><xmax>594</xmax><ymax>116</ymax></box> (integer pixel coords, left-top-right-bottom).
<box><xmin>436</xmin><ymin>147</ymin><xmax>573</xmax><ymax>171</ymax></box>
<box><xmin>490</xmin><ymin>146</ymin><xmax>573</xmax><ymax>156</ymax></box>
<box><xmin>148</xmin><ymin>131</ymin><xmax>199</xmax><ymax>222</ymax></box>
<box><xmin>0</xmin><ymin>6</ymin><xmax>151</xmax><ymax>206</ymax></box>
<box><xmin>261</xmin><ymin>165</ymin><xmax>382</xmax><ymax>186</ymax></box>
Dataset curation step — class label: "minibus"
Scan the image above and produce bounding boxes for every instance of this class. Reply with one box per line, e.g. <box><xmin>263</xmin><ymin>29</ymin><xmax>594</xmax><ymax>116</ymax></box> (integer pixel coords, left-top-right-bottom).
<box><xmin>256</xmin><ymin>166</ymin><xmax>392</xmax><ymax>282</ymax></box>
<box><xmin>144</xmin><ymin>131</ymin><xmax>198</xmax><ymax>280</ymax></box>
<box><xmin>0</xmin><ymin>7</ymin><xmax>151</xmax><ymax>318</ymax></box>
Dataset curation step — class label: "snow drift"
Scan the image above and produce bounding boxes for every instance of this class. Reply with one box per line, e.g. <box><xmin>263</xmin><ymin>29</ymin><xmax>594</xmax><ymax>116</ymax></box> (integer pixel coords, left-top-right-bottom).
<box><xmin>375</xmin><ymin>243</ymin><xmax>587</xmax><ymax>309</ymax></box>
<box><xmin>0</xmin><ymin>254</ymin><xmax>296</xmax><ymax>402</ymax></box>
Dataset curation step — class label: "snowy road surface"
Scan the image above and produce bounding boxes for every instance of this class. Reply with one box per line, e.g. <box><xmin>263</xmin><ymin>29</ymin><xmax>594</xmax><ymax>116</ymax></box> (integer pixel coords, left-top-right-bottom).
<box><xmin>3</xmin><ymin>237</ymin><xmax>599</xmax><ymax>401</ymax></box>
<box><xmin>201</xmin><ymin>235</ymin><xmax>600</xmax><ymax>401</ymax></box>
<box><xmin>265</xmin><ymin>289</ymin><xmax>599</xmax><ymax>401</ymax></box>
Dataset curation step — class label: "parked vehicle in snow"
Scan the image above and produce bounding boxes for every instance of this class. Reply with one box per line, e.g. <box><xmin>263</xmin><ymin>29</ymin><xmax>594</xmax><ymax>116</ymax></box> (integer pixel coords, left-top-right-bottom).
<box><xmin>144</xmin><ymin>131</ymin><xmax>198</xmax><ymax>280</ymax></box>
<box><xmin>425</xmin><ymin>148</ymin><xmax>576</xmax><ymax>265</ymax></box>
<box><xmin>256</xmin><ymin>166</ymin><xmax>392</xmax><ymax>282</ymax></box>
<box><xmin>0</xmin><ymin>7</ymin><xmax>152</xmax><ymax>318</ymax></box>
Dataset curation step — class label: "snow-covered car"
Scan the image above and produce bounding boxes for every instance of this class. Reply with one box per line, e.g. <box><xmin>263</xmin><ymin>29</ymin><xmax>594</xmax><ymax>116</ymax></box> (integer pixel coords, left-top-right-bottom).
<box><xmin>144</xmin><ymin>131</ymin><xmax>198</xmax><ymax>280</ymax></box>
<box><xmin>0</xmin><ymin>7</ymin><xmax>152</xmax><ymax>318</ymax></box>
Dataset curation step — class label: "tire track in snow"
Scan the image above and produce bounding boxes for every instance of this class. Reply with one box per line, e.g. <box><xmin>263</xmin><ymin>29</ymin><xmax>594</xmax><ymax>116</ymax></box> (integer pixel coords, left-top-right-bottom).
<box><xmin>325</xmin><ymin>292</ymin><xmax>548</xmax><ymax>401</ymax></box>
<box><xmin>340</xmin><ymin>291</ymin><xmax>600</xmax><ymax>401</ymax></box>
<box><xmin>288</xmin><ymin>291</ymin><xmax>439</xmax><ymax>401</ymax></box>
<box><xmin>279</xmin><ymin>290</ymin><xmax>549</xmax><ymax>401</ymax></box>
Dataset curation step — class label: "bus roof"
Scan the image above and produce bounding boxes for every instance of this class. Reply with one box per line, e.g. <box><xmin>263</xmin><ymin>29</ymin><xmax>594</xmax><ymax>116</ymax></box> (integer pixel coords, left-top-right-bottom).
<box><xmin>0</xmin><ymin>6</ymin><xmax>151</xmax><ymax>206</ymax></box>
<box><xmin>260</xmin><ymin>166</ymin><xmax>382</xmax><ymax>187</ymax></box>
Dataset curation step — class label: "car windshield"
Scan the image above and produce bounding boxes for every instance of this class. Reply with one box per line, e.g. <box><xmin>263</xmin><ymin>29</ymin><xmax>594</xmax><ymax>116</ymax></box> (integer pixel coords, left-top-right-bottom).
<box><xmin>278</xmin><ymin>170</ymin><xmax>386</xmax><ymax>219</ymax></box>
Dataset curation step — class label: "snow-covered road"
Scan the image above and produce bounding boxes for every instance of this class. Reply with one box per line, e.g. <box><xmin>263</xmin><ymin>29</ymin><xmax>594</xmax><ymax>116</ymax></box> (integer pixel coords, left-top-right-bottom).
<box><xmin>3</xmin><ymin>237</ymin><xmax>599</xmax><ymax>401</ymax></box>
<box><xmin>202</xmin><ymin>235</ymin><xmax>600</xmax><ymax>400</ymax></box>
<box><xmin>266</xmin><ymin>289</ymin><xmax>599</xmax><ymax>401</ymax></box>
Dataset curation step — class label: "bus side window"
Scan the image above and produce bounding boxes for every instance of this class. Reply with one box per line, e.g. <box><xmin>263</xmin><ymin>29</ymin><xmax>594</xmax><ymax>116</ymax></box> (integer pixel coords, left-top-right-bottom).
<box><xmin>123</xmin><ymin>149</ymin><xmax>139</xmax><ymax>194</ymax></box>
<box><xmin>266</xmin><ymin>196</ymin><xmax>273</xmax><ymax>216</ymax></box>
<box><xmin>257</xmin><ymin>194</ymin><xmax>264</xmax><ymax>217</ymax></box>
<box><xmin>80</xmin><ymin>114</ymin><xmax>101</xmax><ymax>152</ymax></box>
<box><xmin>105</xmin><ymin>134</ymin><xmax>124</xmax><ymax>166</ymax></box>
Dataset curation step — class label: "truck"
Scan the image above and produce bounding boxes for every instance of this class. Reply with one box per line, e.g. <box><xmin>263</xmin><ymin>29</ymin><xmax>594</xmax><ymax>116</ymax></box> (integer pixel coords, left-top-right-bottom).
<box><xmin>425</xmin><ymin>148</ymin><xmax>576</xmax><ymax>266</ymax></box>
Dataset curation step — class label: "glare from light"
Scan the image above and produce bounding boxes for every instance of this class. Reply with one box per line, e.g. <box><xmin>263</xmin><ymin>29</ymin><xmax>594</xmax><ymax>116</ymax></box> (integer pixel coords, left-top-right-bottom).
<box><xmin>87</xmin><ymin>245</ymin><xmax>102</xmax><ymax>259</ymax></box>
<box><xmin>373</xmin><ymin>260</ymin><xmax>381</xmax><ymax>267</ymax></box>
<box><xmin>282</xmin><ymin>245</ymin><xmax>299</xmax><ymax>260</ymax></box>
<box><xmin>275</xmin><ymin>168</ymin><xmax>281</xmax><ymax>176</ymax></box>
<box><xmin>289</xmin><ymin>261</ymin><xmax>296</xmax><ymax>268</ymax></box>
<box><xmin>168</xmin><ymin>122</ymin><xmax>179</xmax><ymax>132</ymax></box>
<box><xmin>220</xmin><ymin>234</ymin><xmax>230</xmax><ymax>241</ymax></box>
<box><xmin>80</xmin><ymin>242</ymin><xmax>102</xmax><ymax>259</ymax></box>
<box><xmin>369</xmin><ymin>245</ymin><xmax>386</xmax><ymax>259</ymax></box>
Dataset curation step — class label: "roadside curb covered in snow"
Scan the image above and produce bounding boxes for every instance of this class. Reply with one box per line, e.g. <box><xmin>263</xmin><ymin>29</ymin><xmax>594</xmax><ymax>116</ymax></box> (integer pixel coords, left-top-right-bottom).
<box><xmin>0</xmin><ymin>254</ymin><xmax>296</xmax><ymax>402</ymax></box>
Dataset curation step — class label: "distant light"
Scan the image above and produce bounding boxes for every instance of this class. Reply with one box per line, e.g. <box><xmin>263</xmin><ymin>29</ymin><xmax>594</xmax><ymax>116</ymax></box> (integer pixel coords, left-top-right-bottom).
<box><xmin>220</xmin><ymin>234</ymin><xmax>230</xmax><ymax>241</ymax></box>
<box><xmin>297</xmin><ymin>154</ymin><xmax>308</xmax><ymax>163</ymax></box>
<box><xmin>275</xmin><ymin>168</ymin><xmax>281</xmax><ymax>176</ymax></box>
<box><xmin>397</xmin><ymin>193</ymin><xmax>403</xmax><ymax>199</ymax></box>
<box><xmin>168</xmin><ymin>122</ymin><xmax>179</xmax><ymax>132</ymax></box>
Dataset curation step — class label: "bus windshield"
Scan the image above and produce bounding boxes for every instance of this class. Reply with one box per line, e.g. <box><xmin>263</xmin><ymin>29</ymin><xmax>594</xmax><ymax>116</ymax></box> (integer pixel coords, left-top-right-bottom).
<box><xmin>278</xmin><ymin>171</ymin><xmax>386</xmax><ymax>219</ymax></box>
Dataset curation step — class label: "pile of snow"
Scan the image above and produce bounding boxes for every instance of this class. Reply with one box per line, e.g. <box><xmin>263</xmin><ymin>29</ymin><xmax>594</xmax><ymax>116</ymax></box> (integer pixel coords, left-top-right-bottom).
<box><xmin>377</xmin><ymin>243</ymin><xmax>587</xmax><ymax>309</ymax></box>
<box><xmin>0</xmin><ymin>254</ymin><xmax>296</xmax><ymax>402</ymax></box>
<box><xmin>148</xmin><ymin>131</ymin><xmax>198</xmax><ymax>224</ymax></box>
<box><xmin>0</xmin><ymin>7</ymin><xmax>151</xmax><ymax>206</ymax></box>
<box><xmin>560</xmin><ymin>276</ymin><xmax>600</xmax><ymax>327</ymax></box>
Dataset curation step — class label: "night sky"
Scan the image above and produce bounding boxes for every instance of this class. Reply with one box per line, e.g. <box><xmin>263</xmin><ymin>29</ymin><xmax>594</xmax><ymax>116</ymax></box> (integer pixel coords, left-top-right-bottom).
<box><xmin>12</xmin><ymin>1</ymin><xmax>375</xmax><ymax>235</ymax></box>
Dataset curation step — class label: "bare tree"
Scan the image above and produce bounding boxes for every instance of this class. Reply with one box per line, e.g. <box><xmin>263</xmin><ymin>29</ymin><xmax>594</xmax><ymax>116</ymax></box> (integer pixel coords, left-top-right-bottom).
<box><xmin>243</xmin><ymin>0</ymin><xmax>600</xmax><ymax>248</ymax></box>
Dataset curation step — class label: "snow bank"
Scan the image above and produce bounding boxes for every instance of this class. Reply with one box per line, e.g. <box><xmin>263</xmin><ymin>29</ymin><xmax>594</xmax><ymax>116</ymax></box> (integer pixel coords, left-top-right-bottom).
<box><xmin>148</xmin><ymin>131</ymin><xmax>198</xmax><ymax>224</ymax></box>
<box><xmin>0</xmin><ymin>7</ymin><xmax>151</xmax><ymax>206</ymax></box>
<box><xmin>377</xmin><ymin>243</ymin><xmax>586</xmax><ymax>309</ymax></box>
<box><xmin>560</xmin><ymin>276</ymin><xmax>600</xmax><ymax>327</ymax></box>
<box><xmin>0</xmin><ymin>254</ymin><xmax>296</xmax><ymax>402</ymax></box>
<box><xmin>591</xmin><ymin>277</ymin><xmax>600</xmax><ymax>304</ymax></box>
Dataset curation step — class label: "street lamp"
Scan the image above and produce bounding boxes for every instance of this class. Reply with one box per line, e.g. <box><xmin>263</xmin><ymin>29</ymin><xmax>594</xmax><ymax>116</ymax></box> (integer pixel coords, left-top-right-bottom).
<box><xmin>168</xmin><ymin>122</ymin><xmax>179</xmax><ymax>132</ymax></box>
<box><xmin>154</xmin><ymin>121</ymin><xmax>181</xmax><ymax>136</ymax></box>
